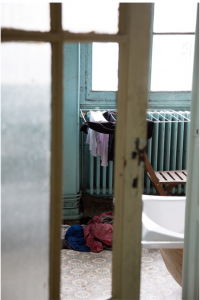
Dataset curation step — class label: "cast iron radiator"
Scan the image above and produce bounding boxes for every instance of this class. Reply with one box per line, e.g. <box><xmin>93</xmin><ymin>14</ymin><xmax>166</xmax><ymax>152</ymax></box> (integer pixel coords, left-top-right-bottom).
<box><xmin>80</xmin><ymin>110</ymin><xmax>190</xmax><ymax>196</ymax></box>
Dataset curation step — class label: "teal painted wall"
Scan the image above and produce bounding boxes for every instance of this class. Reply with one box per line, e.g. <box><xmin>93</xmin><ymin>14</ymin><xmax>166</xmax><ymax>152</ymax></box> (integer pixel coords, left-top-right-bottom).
<box><xmin>63</xmin><ymin>43</ymin><xmax>79</xmax><ymax>195</ymax></box>
<box><xmin>62</xmin><ymin>43</ymin><xmax>82</xmax><ymax>219</ymax></box>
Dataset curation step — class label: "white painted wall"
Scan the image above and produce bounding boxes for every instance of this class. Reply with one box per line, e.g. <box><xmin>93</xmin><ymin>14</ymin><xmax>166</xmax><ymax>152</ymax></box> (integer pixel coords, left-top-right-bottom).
<box><xmin>182</xmin><ymin>6</ymin><xmax>199</xmax><ymax>300</ymax></box>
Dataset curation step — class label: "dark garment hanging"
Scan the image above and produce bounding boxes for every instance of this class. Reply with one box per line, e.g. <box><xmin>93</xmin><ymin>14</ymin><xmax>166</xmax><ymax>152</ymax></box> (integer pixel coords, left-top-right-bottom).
<box><xmin>80</xmin><ymin>115</ymin><xmax>154</xmax><ymax>139</ymax></box>
<box><xmin>80</xmin><ymin>121</ymin><xmax>115</xmax><ymax>135</ymax></box>
<box><xmin>103</xmin><ymin>111</ymin><xmax>116</xmax><ymax>161</ymax></box>
<box><xmin>103</xmin><ymin>111</ymin><xmax>117</xmax><ymax>122</ymax></box>
<box><xmin>147</xmin><ymin>119</ymin><xmax>154</xmax><ymax>139</ymax></box>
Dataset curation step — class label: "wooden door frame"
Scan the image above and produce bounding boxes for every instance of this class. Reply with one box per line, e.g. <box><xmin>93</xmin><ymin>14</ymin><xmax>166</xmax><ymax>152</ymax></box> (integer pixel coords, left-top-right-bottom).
<box><xmin>1</xmin><ymin>4</ymin><xmax>153</xmax><ymax>299</ymax></box>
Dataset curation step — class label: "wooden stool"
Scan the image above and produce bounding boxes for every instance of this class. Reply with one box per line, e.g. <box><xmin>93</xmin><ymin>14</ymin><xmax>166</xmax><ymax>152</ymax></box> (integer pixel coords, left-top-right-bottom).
<box><xmin>144</xmin><ymin>151</ymin><xmax>187</xmax><ymax>196</ymax></box>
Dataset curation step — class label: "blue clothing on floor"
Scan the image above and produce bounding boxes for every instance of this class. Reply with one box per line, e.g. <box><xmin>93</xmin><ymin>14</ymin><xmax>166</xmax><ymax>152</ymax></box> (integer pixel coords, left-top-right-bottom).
<box><xmin>65</xmin><ymin>225</ymin><xmax>90</xmax><ymax>252</ymax></box>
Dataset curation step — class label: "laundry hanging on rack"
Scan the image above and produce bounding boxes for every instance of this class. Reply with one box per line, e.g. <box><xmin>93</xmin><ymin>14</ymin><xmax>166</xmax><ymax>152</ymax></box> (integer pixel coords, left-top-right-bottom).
<box><xmin>80</xmin><ymin>110</ymin><xmax>116</xmax><ymax>165</ymax></box>
<box><xmin>80</xmin><ymin>110</ymin><xmax>154</xmax><ymax>166</ymax></box>
<box><xmin>80</xmin><ymin>120</ymin><xmax>115</xmax><ymax>134</ymax></box>
<box><xmin>85</xmin><ymin>110</ymin><xmax>110</xmax><ymax>167</ymax></box>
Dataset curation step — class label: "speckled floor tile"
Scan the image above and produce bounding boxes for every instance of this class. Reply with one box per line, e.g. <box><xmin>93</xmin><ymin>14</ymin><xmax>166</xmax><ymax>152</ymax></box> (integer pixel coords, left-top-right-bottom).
<box><xmin>60</xmin><ymin>249</ymin><xmax>182</xmax><ymax>300</ymax></box>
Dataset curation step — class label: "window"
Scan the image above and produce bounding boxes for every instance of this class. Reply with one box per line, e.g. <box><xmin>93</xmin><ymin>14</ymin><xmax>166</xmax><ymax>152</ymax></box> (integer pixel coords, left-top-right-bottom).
<box><xmin>81</xmin><ymin>43</ymin><xmax>118</xmax><ymax>107</ymax></box>
<box><xmin>62</xmin><ymin>2</ymin><xmax>119</xmax><ymax>33</ymax></box>
<box><xmin>92</xmin><ymin>42</ymin><xmax>119</xmax><ymax>91</ymax></box>
<box><xmin>1</xmin><ymin>4</ymin><xmax>62</xmax><ymax>299</ymax></box>
<box><xmin>2</xmin><ymin>4</ymin><xmax>156</xmax><ymax>300</ymax></box>
<box><xmin>84</xmin><ymin>3</ymin><xmax>198</xmax><ymax>109</ymax></box>
<box><xmin>1</xmin><ymin>3</ymin><xmax>50</xmax><ymax>31</ymax></box>
<box><xmin>151</xmin><ymin>3</ymin><xmax>197</xmax><ymax>91</ymax></box>
<box><xmin>148</xmin><ymin>3</ymin><xmax>197</xmax><ymax>110</ymax></box>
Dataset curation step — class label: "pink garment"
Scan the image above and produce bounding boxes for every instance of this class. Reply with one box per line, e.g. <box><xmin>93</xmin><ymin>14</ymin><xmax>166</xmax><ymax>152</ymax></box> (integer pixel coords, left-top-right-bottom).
<box><xmin>83</xmin><ymin>212</ymin><xmax>113</xmax><ymax>253</ymax></box>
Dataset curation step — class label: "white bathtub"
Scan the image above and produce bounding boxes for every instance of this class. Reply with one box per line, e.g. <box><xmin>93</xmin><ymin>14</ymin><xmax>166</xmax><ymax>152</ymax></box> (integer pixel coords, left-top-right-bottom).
<box><xmin>141</xmin><ymin>195</ymin><xmax>186</xmax><ymax>249</ymax></box>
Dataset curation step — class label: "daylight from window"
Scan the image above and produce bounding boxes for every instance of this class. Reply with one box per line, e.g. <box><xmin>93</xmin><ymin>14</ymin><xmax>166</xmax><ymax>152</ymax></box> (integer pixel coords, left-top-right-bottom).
<box><xmin>151</xmin><ymin>35</ymin><xmax>195</xmax><ymax>91</ymax></box>
<box><xmin>1</xmin><ymin>3</ymin><xmax>50</xmax><ymax>31</ymax></box>
<box><xmin>153</xmin><ymin>3</ymin><xmax>197</xmax><ymax>32</ymax></box>
<box><xmin>92</xmin><ymin>42</ymin><xmax>119</xmax><ymax>91</ymax></box>
<box><xmin>62</xmin><ymin>1</ymin><xmax>119</xmax><ymax>34</ymax></box>
<box><xmin>2</xmin><ymin>42</ymin><xmax>51</xmax><ymax>299</ymax></box>
<box><xmin>151</xmin><ymin>3</ymin><xmax>197</xmax><ymax>91</ymax></box>
<box><xmin>92</xmin><ymin>3</ymin><xmax>197</xmax><ymax>92</ymax></box>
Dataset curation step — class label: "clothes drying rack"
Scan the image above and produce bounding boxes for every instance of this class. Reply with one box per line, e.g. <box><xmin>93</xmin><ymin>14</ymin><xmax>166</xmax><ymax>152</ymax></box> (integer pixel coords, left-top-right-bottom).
<box><xmin>80</xmin><ymin>108</ymin><xmax>190</xmax><ymax>123</ymax></box>
<box><xmin>80</xmin><ymin>108</ymin><xmax>117</xmax><ymax>123</ymax></box>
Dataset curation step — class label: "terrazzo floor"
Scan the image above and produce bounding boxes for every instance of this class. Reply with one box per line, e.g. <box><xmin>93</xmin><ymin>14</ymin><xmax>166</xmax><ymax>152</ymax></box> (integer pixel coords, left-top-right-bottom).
<box><xmin>60</xmin><ymin>248</ymin><xmax>182</xmax><ymax>300</ymax></box>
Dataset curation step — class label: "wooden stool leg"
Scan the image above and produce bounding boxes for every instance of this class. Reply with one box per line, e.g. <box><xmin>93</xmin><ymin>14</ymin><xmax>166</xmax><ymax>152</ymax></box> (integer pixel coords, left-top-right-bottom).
<box><xmin>144</xmin><ymin>151</ymin><xmax>167</xmax><ymax>196</ymax></box>
<box><xmin>165</xmin><ymin>183</ymin><xmax>178</xmax><ymax>193</ymax></box>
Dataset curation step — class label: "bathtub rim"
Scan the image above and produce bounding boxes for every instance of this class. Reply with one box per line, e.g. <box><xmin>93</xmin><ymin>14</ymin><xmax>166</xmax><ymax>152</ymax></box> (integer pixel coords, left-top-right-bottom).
<box><xmin>142</xmin><ymin>194</ymin><xmax>186</xmax><ymax>202</ymax></box>
<box><xmin>141</xmin><ymin>241</ymin><xmax>184</xmax><ymax>249</ymax></box>
<box><xmin>141</xmin><ymin>194</ymin><xmax>185</xmax><ymax>249</ymax></box>
<box><xmin>142</xmin><ymin>212</ymin><xmax>184</xmax><ymax>240</ymax></box>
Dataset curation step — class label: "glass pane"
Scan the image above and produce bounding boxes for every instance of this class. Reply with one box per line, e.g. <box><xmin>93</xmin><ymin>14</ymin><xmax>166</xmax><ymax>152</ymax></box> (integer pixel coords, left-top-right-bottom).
<box><xmin>1</xmin><ymin>43</ymin><xmax>51</xmax><ymax>299</ymax></box>
<box><xmin>154</xmin><ymin>3</ymin><xmax>197</xmax><ymax>33</ymax></box>
<box><xmin>92</xmin><ymin>42</ymin><xmax>119</xmax><ymax>91</ymax></box>
<box><xmin>62</xmin><ymin>1</ymin><xmax>119</xmax><ymax>34</ymax></box>
<box><xmin>151</xmin><ymin>35</ymin><xmax>195</xmax><ymax>91</ymax></box>
<box><xmin>1</xmin><ymin>3</ymin><xmax>50</xmax><ymax>31</ymax></box>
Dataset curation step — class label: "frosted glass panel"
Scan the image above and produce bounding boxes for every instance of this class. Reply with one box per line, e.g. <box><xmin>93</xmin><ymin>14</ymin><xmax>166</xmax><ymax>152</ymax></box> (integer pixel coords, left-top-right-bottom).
<box><xmin>151</xmin><ymin>35</ymin><xmax>195</xmax><ymax>91</ymax></box>
<box><xmin>1</xmin><ymin>43</ymin><xmax>51</xmax><ymax>300</ymax></box>
<box><xmin>1</xmin><ymin>3</ymin><xmax>50</xmax><ymax>31</ymax></box>
<box><xmin>92</xmin><ymin>42</ymin><xmax>119</xmax><ymax>91</ymax></box>
<box><xmin>62</xmin><ymin>1</ymin><xmax>119</xmax><ymax>34</ymax></box>
<box><xmin>153</xmin><ymin>3</ymin><xmax>197</xmax><ymax>33</ymax></box>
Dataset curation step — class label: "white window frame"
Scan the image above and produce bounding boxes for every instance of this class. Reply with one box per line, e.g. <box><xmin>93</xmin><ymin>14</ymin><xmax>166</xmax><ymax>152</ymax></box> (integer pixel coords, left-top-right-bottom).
<box><xmin>83</xmin><ymin>4</ymin><xmax>197</xmax><ymax>110</ymax></box>
<box><xmin>148</xmin><ymin>4</ymin><xmax>197</xmax><ymax>110</ymax></box>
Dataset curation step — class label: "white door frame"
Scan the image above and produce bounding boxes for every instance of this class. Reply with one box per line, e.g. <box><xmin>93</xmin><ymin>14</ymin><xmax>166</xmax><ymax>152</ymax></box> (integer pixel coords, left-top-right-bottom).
<box><xmin>2</xmin><ymin>4</ymin><xmax>153</xmax><ymax>299</ymax></box>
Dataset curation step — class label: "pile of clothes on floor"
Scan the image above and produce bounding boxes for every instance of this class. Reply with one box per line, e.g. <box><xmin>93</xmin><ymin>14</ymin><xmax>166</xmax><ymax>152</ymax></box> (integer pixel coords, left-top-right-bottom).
<box><xmin>61</xmin><ymin>212</ymin><xmax>113</xmax><ymax>253</ymax></box>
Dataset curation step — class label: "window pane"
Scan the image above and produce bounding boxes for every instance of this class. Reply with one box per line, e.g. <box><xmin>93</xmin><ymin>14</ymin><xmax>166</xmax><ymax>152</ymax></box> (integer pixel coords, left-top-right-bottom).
<box><xmin>1</xmin><ymin>43</ymin><xmax>51</xmax><ymax>299</ymax></box>
<box><xmin>1</xmin><ymin>3</ymin><xmax>50</xmax><ymax>31</ymax></box>
<box><xmin>153</xmin><ymin>3</ymin><xmax>197</xmax><ymax>33</ymax></box>
<box><xmin>92</xmin><ymin>42</ymin><xmax>119</xmax><ymax>91</ymax></box>
<box><xmin>151</xmin><ymin>35</ymin><xmax>195</xmax><ymax>91</ymax></box>
<box><xmin>62</xmin><ymin>1</ymin><xmax>119</xmax><ymax>34</ymax></box>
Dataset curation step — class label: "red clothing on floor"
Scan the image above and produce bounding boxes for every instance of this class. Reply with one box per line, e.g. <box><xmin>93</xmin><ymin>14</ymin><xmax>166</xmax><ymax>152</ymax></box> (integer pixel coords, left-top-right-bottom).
<box><xmin>83</xmin><ymin>212</ymin><xmax>113</xmax><ymax>253</ymax></box>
